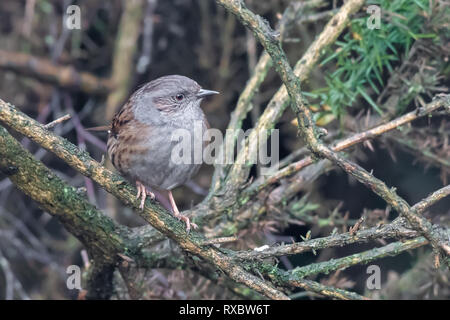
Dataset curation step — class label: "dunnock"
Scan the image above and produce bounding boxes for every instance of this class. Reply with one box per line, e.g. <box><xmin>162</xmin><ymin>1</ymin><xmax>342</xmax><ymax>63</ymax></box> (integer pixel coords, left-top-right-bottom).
<box><xmin>106</xmin><ymin>75</ymin><xmax>218</xmax><ymax>231</ymax></box>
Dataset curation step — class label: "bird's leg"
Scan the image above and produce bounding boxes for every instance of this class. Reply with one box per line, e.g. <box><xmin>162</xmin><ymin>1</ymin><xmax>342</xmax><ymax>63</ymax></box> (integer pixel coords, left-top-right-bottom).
<box><xmin>136</xmin><ymin>180</ymin><xmax>155</xmax><ymax>210</ymax></box>
<box><xmin>168</xmin><ymin>190</ymin><xmax>198</xmax><ymax>232</ymax></box>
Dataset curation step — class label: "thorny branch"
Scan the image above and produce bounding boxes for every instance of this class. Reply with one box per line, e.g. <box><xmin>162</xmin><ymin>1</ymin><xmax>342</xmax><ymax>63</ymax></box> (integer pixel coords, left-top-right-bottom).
<box><xmin>0</xmin><ymin>99</ymin><xmax>288</xmax><ymax>300</ymax></box>
<box><xmin>234</xmin><ymin>183</ymin><xmax>450</xmax><ymax>261</ymax></box>
<box><xmin>245</xmin><ymin>97</ymin><xmax>450</xmax><ymax>197</ymax></box>
<box><xmin>233</xmin><ymin>218</ymin><xmax>419</xmax><ymax>261</ymax></box>
<box><xmin>0</xmin><ymin>0</ymin><xmax>449</xmax><ymax>300</ymax></box>
<box><xmin>1</xmin><ymin>93</ymin><xmax>448</xmax><ymax>299</ymax></box>
<box><xmin>210</xmin><ymin>0</ymin><xmax>329</xmax><ymax>193</ymax></box>
<box><xmin>215</xmin><ymin>0</ymin><xmax>449</xmax><ymax>265</ymax></box>
<box><xmin>213</xmin><ymin>0</ymin><xmax>366</xmax><ymax>198</ymax></box>
<box><xmin>288</xmin><ymin>279</ymin><xmax>368</xmax><ymax>300</ymax></box>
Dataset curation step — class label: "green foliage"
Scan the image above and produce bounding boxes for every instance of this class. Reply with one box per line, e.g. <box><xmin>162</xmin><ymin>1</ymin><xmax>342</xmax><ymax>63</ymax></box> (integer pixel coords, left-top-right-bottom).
<box><xmin>309</xmin><ymin>0</ymin><xmax>436</xmax><ymax>121</ymax></box>
<box><xmin>290</xmin><ymin>195</ymin><xmax>319</xmax><ymax>216</ymax></box>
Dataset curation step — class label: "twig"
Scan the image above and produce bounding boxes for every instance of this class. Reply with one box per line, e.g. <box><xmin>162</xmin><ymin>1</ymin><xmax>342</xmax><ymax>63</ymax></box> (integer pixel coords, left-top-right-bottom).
<box><xmin>0</xmin><ymin>49</ymin><xmax>113</xmax><ymax>95</ymax></box>
<box><xmin>43</xmin><ymin>114</ymin><xmax>71</xmax><ymax>129</ymax></box>
<box><xmin>288</xmin><ymin>279</ymin><xmax>369</xmax><ymax>300</ymax></box>
<box><xmin>200</xmin><ymin>236</ymin><xmax>238</xmax><ymax>246</ymax></box>
<box><xmin>286</xmin><ymin>236</ymin><xmax>432</xmax><ymax>280</ymax></box>
<box><xmin>22</xmin><ymin>0</ymin><xmax>36</xmax><ymax>37</ymax></box>
<box><xmin>217</xmin><ymin>0</ymin><xmax>366</xmax><ymax>195</ymax></box>
<box><xmin>0</xmin><ymin>100</ymin><xmax>289</xmax><ymax>300</ymax></box>
<box><xmin>233</xmin><ymin>218</ymin><xmax>419</xmax><ymax>261</ymax></box>
<box><xmin>391</xmin><ymin>136</ymin><xmax>450</xmax><ymax>169</ymax></box>
<box><xmin>248</xmin><ymin>235</ymin><xmax>438</xmax><ymax>290</ymax></box>
<box><xmin>105</xmin><ymin>0</ymin><xmax>145</xmax><ymax>119</ymax></box>
<box><xmin>245</xmin><ymin>97</ymin><xmax>449</xmax><ymax>196</ymax></box>
<box><xmin>216</xmin><ymin>0</ymin><xmax>449</xmax><ymax>265</ymax></box>
<box><xmin>412</xmin><ymin>185</ymin><xmax>450</xmax><ymax>214</ymax></box>
<box><xmin>297</xmin><ymin>9</ymin><xmax>338</xmax><ymax>25</ymax></box>
<box><xmin>349</xmin><ymin>216</ymin><xmax>365</xmax><ymax>235</ymax></box>
<box><xmin>210</xmin><ymin>2</ymin><xmax>315</xmax><ymax>194</ymax></box>
<box><xmin>245</xmin><ymin>233</ymin><xmax>448</xmax><ymax>297</ymax></box>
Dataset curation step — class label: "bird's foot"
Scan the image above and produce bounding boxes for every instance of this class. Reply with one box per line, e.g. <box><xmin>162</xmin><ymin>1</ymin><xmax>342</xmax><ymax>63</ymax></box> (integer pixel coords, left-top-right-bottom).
<box><xmin>167</xmin><ymin>189</ymin><xmax>198</xmax><ymax>233</ymax></box>
<box><xmin>136</xmin><ymin>181</ymin><xmax>155</xmax><ymax>210</ymax></box>
<box><xmin>174</xmin><ymin>211</ymin><xmax>198</xmax><ymax>233</ymax></box>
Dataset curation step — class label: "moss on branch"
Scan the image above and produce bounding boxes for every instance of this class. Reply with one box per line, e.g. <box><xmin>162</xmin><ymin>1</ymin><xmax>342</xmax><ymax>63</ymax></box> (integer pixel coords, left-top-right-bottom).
<box><xmin>216</xmin><ymin>0</ymin><xmax>450</xmax><ymax>265</ymax></box>
<box><xmin>0</xmin><ymin>99</ymin><xmax>289</xmax><ymax>300</ymax></box>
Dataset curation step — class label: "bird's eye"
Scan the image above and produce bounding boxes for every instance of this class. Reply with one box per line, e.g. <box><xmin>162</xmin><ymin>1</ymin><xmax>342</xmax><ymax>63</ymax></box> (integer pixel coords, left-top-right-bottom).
<box><xmin>175</xmin><ymin>94</ymin><xmax>185</xmax><ymax>101</ymax></box>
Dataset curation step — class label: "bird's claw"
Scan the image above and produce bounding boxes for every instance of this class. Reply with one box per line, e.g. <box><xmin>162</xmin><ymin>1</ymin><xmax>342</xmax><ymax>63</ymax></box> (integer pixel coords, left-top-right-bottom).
<box><xmin>136</xmin><ymin>181</ymin><xmax>155</xmax><ymax>210</ymax></box>
<box><xmin>147</xmin><ymin>191</ymin><xmax>155</xmax><ymax>201</ymax></box>
<box><xmin>175</xmin><ymin>214</ymin><xmax>198</xmax><ymax>233</ymax></box>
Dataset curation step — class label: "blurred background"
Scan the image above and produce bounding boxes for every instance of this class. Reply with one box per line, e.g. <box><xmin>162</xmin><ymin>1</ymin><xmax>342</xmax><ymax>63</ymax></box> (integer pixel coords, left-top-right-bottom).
<box><xmin>0</xmin><ymin>0</ymin><xmax>449</xmax><ymax>299</ymax></box>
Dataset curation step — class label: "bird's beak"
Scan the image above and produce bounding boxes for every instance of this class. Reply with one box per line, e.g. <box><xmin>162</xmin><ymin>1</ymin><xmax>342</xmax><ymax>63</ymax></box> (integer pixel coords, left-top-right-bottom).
<box><xmin>197</xmin><ymin>89</ymin><xmax>220</xmax><ymax>99</ymax></box>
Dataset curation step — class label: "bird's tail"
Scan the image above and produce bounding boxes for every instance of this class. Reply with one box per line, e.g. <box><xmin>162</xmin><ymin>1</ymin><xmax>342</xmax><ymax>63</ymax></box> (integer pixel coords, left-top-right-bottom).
<box><xmin>85</xmin><ymin>125</ymin><xmax>111</xmax><ymax>132</ymax></box>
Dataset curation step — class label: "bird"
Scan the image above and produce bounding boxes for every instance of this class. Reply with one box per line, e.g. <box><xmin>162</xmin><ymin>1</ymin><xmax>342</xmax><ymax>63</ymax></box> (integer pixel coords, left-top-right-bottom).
<box><xmin>104</xmin><ymin>75</ymin><xmax>218</xmax><ymax>232</ymax></box>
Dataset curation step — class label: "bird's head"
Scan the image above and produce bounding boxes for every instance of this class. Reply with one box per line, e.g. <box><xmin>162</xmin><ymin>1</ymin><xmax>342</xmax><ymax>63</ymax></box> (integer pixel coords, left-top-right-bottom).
<box><xmin>136</xmin><ymin>75</ymin><xmax>218</xmax><ymax>117</ymax></box>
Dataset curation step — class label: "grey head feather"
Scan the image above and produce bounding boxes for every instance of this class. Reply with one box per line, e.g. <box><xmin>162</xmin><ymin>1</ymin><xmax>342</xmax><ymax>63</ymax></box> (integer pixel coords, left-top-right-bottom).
<box><xmin>132</xmin><ymin>75</ymin><xmax>209</xmax><ymax>127</ymax></box>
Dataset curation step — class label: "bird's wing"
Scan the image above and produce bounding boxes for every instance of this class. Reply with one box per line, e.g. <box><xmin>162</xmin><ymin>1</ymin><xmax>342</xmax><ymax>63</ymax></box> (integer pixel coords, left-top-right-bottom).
<box><xmin>107</xmin><ymin>99</ymin><xmax>154</xmax><ymax>177</ymax></box>
<box><xmin>110</xmin><ymin>101</ymin><xmax>135</xmax><ymax>138</ymax></box>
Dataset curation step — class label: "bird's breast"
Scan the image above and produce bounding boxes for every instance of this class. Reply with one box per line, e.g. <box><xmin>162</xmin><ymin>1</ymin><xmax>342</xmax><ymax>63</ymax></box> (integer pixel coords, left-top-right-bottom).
<box><xmin>113</xmin><ymin>121</ymin><xmax>207</xmax><ymax>190</ymax></box>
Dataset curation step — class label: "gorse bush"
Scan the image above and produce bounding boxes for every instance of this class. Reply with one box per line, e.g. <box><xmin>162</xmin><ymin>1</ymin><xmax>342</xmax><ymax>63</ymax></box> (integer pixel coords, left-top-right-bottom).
<box><xmin>309</xmin><ymin>0</ymin><xmax>435</xmax><ymax>124</ymax></box>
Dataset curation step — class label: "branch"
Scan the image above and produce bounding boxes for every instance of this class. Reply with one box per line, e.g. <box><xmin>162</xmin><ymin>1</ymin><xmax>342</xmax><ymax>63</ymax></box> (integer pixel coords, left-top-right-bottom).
<box><xmin>0</xmin><ymin>125</ymin><xmax>127</xmax><ymax>263</ymax></box>
<box><xmin>213</xmin><ymin>0</ymin><xmax>365</xmax><ymax>196</ymax></box>
<box><xmin>0</xmin><ymin>49</ymin><xmax>113</xmax><ymax>95</ymax></box>
<box><xmin>391</xmin><ymin>135</ymin><xmax>450</xmax><ymax>170</ymax></box>
<box><xmin>235</xmin><ymin>181</ymin><xmax>450</xmax><ymax>260</ymax></box>
<box><xmin>288</xmin><ymin>279</ymin><xmax>369</xmax><ymax>300</ymax></box>
<box><xmin>233</xmin><ymin>218</ymin><xmax>419</xmax><ymax>261</ymax></box>
<box><xmin>245</xmin><ymin>97</ymin><xmax>449</xmax><ymax>197</ymax></box>
<box><xmin>0</xmin><ymin>123</ymin><xmax>189</xmax><ymax>297</ymax></box>
<box><xmin>197</xmin><ymin>157</ymin><xmax>332</xmax><ymax>236</ymax></box>
<box><xmin>210</xmin><ymin>0</ymin><xmax>329</xmax><ymax>194</ymax></box>
<box><xmin>240</xmin><ymin>233</ymin><xmax>445</xmax><ymax>298</ymax></box>
<box><xmin>412</xmin><ymin>185</ymin><xmax>450</xmax><ymax>214</ymax></box>
<box><xmin>0</xmin><ymin>99</ymin><xmax>289</xmax><ymax>300</ymax></box>
<box><xmin>216</xmin><ymin>0</ymin><xmax>450</xmax><ymax>264</ymax></box>
<box><xmin>44</xmin><ymin>114</ymin><xmax>72</xmax><ymax>129</ymax></box>
<box><xmin>285</xmin><ymin>236</ymin><xmax>434</xmax><ymax>279</ymax></box>
<box><xmin>0</xmin><ymin>124</ymin><xmax>124</xmax><ymax>299</ymax></box>
<box><xmin>245</xmin><ymin>235</ymin><xmax>438</xmax><ymax>291</ymax></box>
<box><xmin>105</xmin><ymin>0</ymin><xmax>145</xmax><ymax>119</ymax></box>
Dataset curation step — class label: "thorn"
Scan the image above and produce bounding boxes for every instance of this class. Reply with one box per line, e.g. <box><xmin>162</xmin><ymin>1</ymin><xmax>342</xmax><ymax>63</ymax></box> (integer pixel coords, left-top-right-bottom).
<box><xmin>44</xmin><ymin>114</ymin><xmax>71</xmax><ymax>129</ymax></box>
<box><xmin>349</xmin><ymin>216</ymin><xmax>365</xmax><ymax>235</ymax></box>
